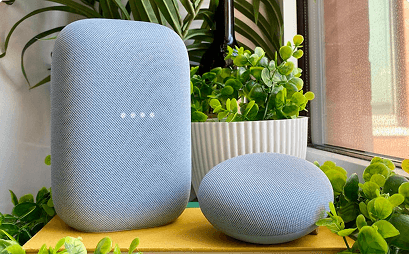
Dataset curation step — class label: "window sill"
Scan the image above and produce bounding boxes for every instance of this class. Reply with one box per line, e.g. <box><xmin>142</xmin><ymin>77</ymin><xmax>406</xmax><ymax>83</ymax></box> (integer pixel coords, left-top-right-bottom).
<box><xmin>306</xmin><ymin>147</ymin><xmax>409</xmax><ymax>180</ymax></box>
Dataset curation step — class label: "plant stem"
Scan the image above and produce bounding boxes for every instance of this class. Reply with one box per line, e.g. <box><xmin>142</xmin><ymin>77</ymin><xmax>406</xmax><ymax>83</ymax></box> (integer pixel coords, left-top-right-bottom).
<box><xmin>263</xmin><ymin>91</ymin><xmax>272</xmax><ymax>120</ymax></box>
<box><xmin>343</xmin><ymin>236</ymin><xmax>351</xmax><ymax>251</ymax></box>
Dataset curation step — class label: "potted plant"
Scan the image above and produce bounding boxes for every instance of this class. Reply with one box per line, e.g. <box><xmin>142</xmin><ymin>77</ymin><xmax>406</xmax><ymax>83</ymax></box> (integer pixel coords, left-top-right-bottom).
<box><xmin>190</xmin><ymin>34</ymin><xmax>314</xmax><ymax>193</ymax></box>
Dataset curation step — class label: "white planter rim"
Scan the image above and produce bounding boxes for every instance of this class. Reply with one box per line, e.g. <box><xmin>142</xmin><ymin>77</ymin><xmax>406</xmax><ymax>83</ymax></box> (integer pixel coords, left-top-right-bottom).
<box><xmin>192</xmin><ymin>116</ymin><xmax>309</xmax><ymax>125</ymax></box>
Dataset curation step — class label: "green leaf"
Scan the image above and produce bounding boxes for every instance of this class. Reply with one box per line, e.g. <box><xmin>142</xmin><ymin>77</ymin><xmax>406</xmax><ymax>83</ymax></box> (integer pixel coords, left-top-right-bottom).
<box><xmin>46</xmin><ymin>0</ymin><xmax>101</xmax><ymax>17</ymax></box>
<box><xmin>0</xmin><ymin>224</ymin><xmax>19</xmax><ymax>238</ymax></box>
<box><xmin>9</xmin><ymin>190</ymin><xmax>18</xmax><ymax>206</ymax></box>
<box><xmin>47</xmin><ymin>198</ymin><xmax>54</xmax><ymax>208</ymax></box>
<box><xmin>325</xmin><ymin>169</ymin><xmax>347</xmax><ymax>195</ymax></box>
<box><xmin>64</xmin><ymin>237</ymin><xmax>87</xmax><ymax>254</ymax></box>
<box><xmin>128</xmin><ymin>238</ymin><xmax>140</xmax><ymax>254</ymax></box>
<box><xmin>368</xmin><ymin>197</ymin><xmax>393</xmax><ymax>220</ymax></box>
<box><xmin>110</xmin><ymin>0</ymin><xmax>131</xmax><ymax>19</ymax></box>
<box><xmin>221</xmin><ymin>86</ymin><xmax>234</xmax><ymax>96</ymax></box>
<box><xmin>225</xmin><ymin>99</ymin><xmax>231</xmax><ymax>111</ymax></box>
<box><xmin>399</xmin><ymin>182</ymin><xmax>409</xmax><ymax>205</ymax></box>
<box><xmin>225</xmin><ymin>79</ymin><xmax>242</xmax><ymax>90</ymax></box>
<box><xmin>113</xmin><ymin>244</ymin><xmax>121</xmax><ymax>254</ymax></box>
<box><xmin>21</xmin><ymin>26</ymin><xmax>64</xmax><ymax>86</ymax></box>
<box><xmin>230</xmin><ymin>98</ymin><xmax>238</xmax><ymax>113</ymax></box>
<box><xmin>128</xmin><ymin>0</ymin><xmax>159</xmax><ymax>23</ymax></box>
<box><xmin>356</xmin><ymin>214</ymin><xmax>367</xmax><ymax>230</ymax></box>
<box><xmin>344</xmin><ymin>173</ymin><xmax>359</xmax><ymax>202</ymax></box>
<box><xmin>95</xmin><ymin>237</ymin><xmax>112</xmax><ymax>254</ymax></box>
<box><xmin>361</xmin><ymin>181</ymin><xmax>380</xmax><ymax>200</ymax></box>
<box><xmin>287</xmin><ymin>77</ymin><xmax>303</xmax><ymax>91</ymax></box>
<box><xmin>244</xmin><ymin>100</ymin><xmax>255</xmax><ymax>117</ymax></box>
<box><xmin>337</xmin><ymin>228</ymin><xmax>357</xmax><ymax>237</ymax></box>
<box><xmin>292</xmin><ymin>49</ymin><xmax>303</xmax><ymax>59</ymax></box>
<box><xmin>29</xmin><ymin>75</ymin><xmax>51</xmax><ymax>90</ymax></box>
<box><xmin>277</xmin><ymin>61</ymin><xmax>294</xmax><ymax>76</ymax></box>
<box><xmin>370</xmin><ymin>174</ymin><xmax>386</xmax><ymax>188</ymax></box>
<box><xmin>217</xmin><ymin>111</ymin><xmax>229</xmax><ymax>121</ymax></box>
<box><xmin>55</xmin><ymin>238</ymin><xmax>66</xmax><ymax>252</ymax></box>
<box><xmin>357</xmin><ymin>226</ymin><xmax>388</xmax><ymax>254</ymax></box>
<box><xmin>389</xmin><ymin>193</ymin><xmax>404</xmax><ymax>207</ymax></box>
<box><xmin>363</xmin><ymin>163</ymin><xmax>391</xmax><ymax>182</ymax></box>
<box><xmin>315</xmin><ymin>218</ymin><xmax>333</xmax><ymax>226</ymax></box>
<box><xmin>372</xmin><ymin>220</ymin><xmax>400</xmax><ymax>239</ymax></box>
<box><xmin>389</xmin><ymin>214</ymin><xmax>409</xmax><ymax>250</ymax></box>
<box><xmin>184</xmin><ymin>29</ymin><xmax>213</xmax><ymax>41</ymax></box>
<box><xmin>329</xmin><ymin>201</ymin><xmax>337</xmax><ymax>216</ymax></box>
<box><xmin>0</xmin><ymin>6</ymin><xmax>84</xmax><ymax>59</ymax></box>
<box><xmin>191</xmin><ymin>111</ymin><xmax>208</xmax><ymax>122</ymax></box>
<box><xmin>19</xmin><ymin>194</ymin><xmax>34</xmax><ymax>204</ymax></box>
<box><xmin>4</xmin><ymin>244</ymin><xmax>25</xmax><ymax>254</ymax></box>
<box><xmin>12</xmin><ymin>202</ymin><xmax>38</xmax><ymax>219</ymax></box>
<box><xmin>0</xmin><ymin>229</ymin><xmax>18</xmax><ymax>244</ymax></box>
<box><xmin>44</xmin><ymin>155</ymin><xmax>52</xmax><ymax>166</ymax></box>
<box><xmin>293</xmin><ymin>35</ymin><xmax>304</xmax><ymax>46</ymax></box>
<box><xmin>42</xmin><ymin>204</ymin><xmax>56</xmax><ymax>217</ymax></box>
<box><xmin>359</xmin><ymin>202</ymin><xmax>370</xmax><ymax>219</ymax></box>
<box><xmin>38</xmin><ymin>244</ymin><xmax>48</xmax><ymax>254</ymax></box>
<box><xmin>209</xmin><ymin>99</ymin><xmax>221</xmax><ymax>109</ymax></box>
<box><xmin>250</xmin><ymin>67</ymin><xmax>264</xmax><ymax>80</ymax></box>
<box><xmin>279</xmin><ymin>46</ymin><xmax>292</xmax><ymax>60</ymax></box>
<box><xmin>153</xmin><ymin>0</ymin><xmax>182</xmax><ymax>36</ymax></box>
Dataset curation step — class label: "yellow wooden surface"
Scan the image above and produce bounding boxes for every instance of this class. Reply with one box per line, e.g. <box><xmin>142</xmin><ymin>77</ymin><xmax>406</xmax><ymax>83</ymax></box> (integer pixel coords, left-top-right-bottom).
<box><xmin>23</xmin><ymin>208</ymin><xmax>354</xmax><ymax>253</ymax></box>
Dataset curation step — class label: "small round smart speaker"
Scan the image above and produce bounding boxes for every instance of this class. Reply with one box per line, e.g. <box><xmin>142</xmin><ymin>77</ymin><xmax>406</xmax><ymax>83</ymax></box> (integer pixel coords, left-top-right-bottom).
<box><xmin>197</xmin><ymin>153</ymin><xmax>333</xmax><ymax>244</ymax></box>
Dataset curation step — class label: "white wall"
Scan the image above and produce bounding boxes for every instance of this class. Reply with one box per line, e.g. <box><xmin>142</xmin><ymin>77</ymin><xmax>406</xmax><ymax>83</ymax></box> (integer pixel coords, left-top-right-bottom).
<box><xmin>0</xmin><ymin>1</ymin><xmax>75</xmax><ymax>213</ymax></box>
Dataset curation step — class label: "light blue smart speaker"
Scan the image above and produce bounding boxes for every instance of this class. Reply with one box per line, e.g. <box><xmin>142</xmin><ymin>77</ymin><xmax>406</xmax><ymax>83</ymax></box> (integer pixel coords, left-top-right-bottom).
<box><xmin>198</xmin><ymin>153</ymin><xmax>333</xmax><ymax>244</ymax></box>
<box><xmin>51</xmin><ymin>19</ymin><xmax>191</xmax><ymax>232</ymax></box>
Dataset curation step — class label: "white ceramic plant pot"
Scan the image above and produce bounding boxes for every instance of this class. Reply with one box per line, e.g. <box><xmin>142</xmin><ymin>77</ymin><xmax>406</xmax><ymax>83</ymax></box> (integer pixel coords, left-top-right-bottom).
<box><xmin>191</xmin><ymin>117</ymin><xmax>308</xmax><ymax>194</ymax></box>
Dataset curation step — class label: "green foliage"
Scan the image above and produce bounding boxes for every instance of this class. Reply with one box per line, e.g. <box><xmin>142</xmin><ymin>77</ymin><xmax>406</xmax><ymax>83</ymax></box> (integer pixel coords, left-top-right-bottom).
<box><xmin>0</xmin><ymin>187</ymin><xmax>55</xmax><ymax>245</ymax></box>
<box><xmin>1</xmin><ymin>0</ymin><xmax>283</xmax><ymax>89</ymax></box>
<box><xmin>0</xmin><ymin>232</ymin><xmax>142</xmax><ymax>254</ymax></box>
<box><xmin>316</xmin><ymin>157</ymin><xmax>409</xmax><ymax>254</ymax></box>
<box><xmin>0</xmin><ymin>156</ymin><xmax>55</xmax><ymax>246</ymax></box>
<box><xmin>191</xmin><ymin>35</ymin><xmax>314</xmax><ymax>122</ymax></box>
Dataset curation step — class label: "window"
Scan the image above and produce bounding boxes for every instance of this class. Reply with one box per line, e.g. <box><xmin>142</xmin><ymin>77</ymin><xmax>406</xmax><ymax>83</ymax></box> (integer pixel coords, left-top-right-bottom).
<box><xmin>306</xmin><ymin>0</ymin><xmax>409</xmax><ymax>164</ymax></box>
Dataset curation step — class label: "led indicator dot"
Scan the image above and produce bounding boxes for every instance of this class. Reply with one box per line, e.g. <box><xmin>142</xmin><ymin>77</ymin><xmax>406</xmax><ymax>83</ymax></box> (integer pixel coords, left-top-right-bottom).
<box><xmin>149</xmin><ymin>112</ymin><xmax>155</xmax><ymax>118</ymax></box>
<box><xmin>130</xmin><ymin>112</ymin><xmax>136</xmax><ymax>118</ymax></box>
<box><xmin>140</xmin><ymin>112</ymin><xmax>146</xmax><ymax>118</ymax></box>
<box><xmin>120</xmin><ymin>113</ymin><xmax>126</xmax><ymax>118</ymax></box>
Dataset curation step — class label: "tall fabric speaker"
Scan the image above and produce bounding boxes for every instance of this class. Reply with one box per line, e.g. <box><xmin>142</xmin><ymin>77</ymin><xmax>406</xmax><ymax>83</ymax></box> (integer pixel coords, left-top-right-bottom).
<box><xmin>51</xmin><ymin>19</ymin><xmax>191</xmax><ymax>232</ymax></box>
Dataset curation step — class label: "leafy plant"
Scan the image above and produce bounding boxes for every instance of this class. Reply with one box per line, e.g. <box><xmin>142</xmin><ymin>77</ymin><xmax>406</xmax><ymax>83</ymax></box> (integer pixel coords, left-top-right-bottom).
<box><xmin>191</xmin><ymin>34</ymin><xmax>314</xmax><ymax>122</ymax></box>
<box><xmin>0</xmin><ymin>155</ymin><xmax>54</xmax><ymax>245</ymax></box>
<box><xmin>0</xmin><ymin>187</ymin><xmax>55</xmax><ymax>245</ymax></box>
<box><xmin>315</xmin><ymin>157</ymin><xmax>409</xmax><ymax>254</ymax></box>
<box><xmin>0</xmin><ymin>0</ymin><xmax>282</xmax><ymax>89</ymax></box>
<box><xmin>0</xmin><ymin>230</ymin><xmax>142</xmax><ymax>254</ymax></box>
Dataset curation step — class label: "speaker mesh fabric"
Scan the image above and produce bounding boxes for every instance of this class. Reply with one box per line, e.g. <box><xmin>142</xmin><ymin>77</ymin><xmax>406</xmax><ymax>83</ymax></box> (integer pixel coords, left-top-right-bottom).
<box><xmin>51</xmin><ymin>19</ymin><xmax>191</xmax><ymax>232</ymax></box>
<box><xmin>197</xmin><ymin>153</ymin><xmax>333</xmax><ymax>244</ymax></box>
